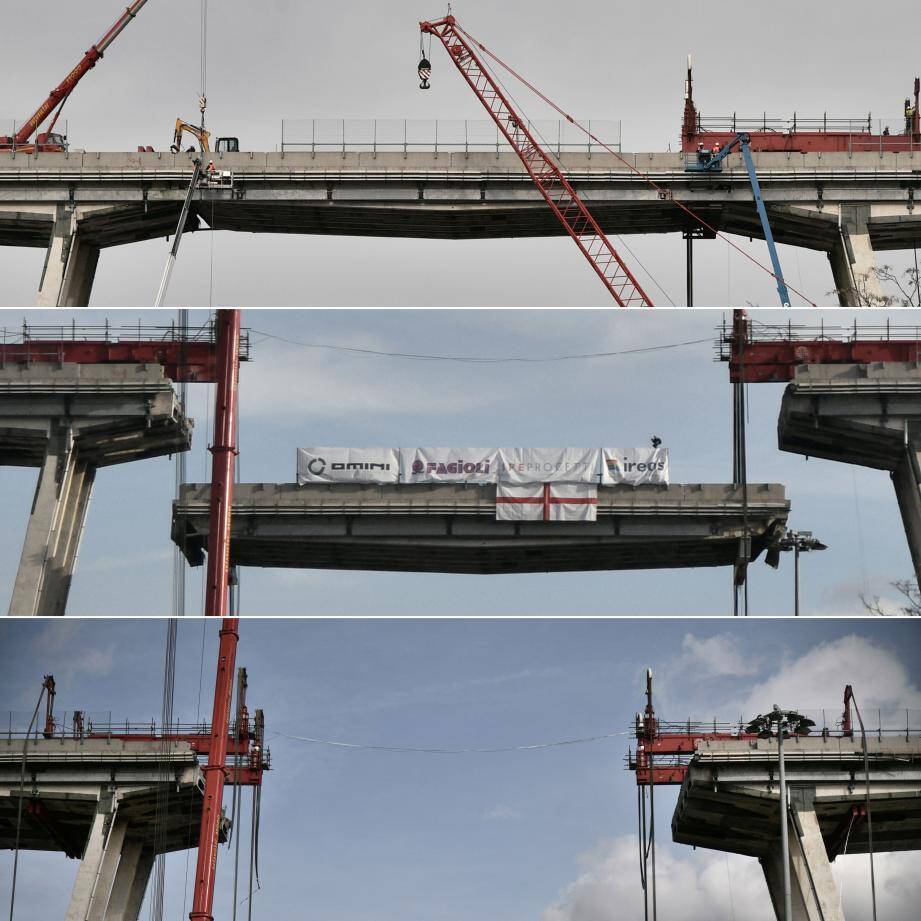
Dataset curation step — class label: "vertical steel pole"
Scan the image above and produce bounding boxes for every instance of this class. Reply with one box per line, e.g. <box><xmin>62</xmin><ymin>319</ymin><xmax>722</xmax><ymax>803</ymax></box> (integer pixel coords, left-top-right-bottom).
<box><xmin>775</xmin><ymin>709</ymin><xmax>792</xmax><ymax>921</ymax></box>
<box><xmin>189</xmin><ymin>309</ymin><xmax>241</xmax><ymax>921</ymax></box>
<box><xmin>793</xmin><ymin>539</ymin><xmax>800</xmax><ymax>616</ymax></box>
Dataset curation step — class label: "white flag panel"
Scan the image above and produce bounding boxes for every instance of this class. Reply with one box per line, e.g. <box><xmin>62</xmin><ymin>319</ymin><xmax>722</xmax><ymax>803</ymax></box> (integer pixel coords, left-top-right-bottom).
<box><xmin>601</xmin><ymin>447</ymin><xmax>669</xmax><ymax>485</ymax></box>
<box><xmin>296</xmin><ymin>447</ymin><xmax>400</xmax><ymax>484</ymax></box>
<box><xmin>400</xmin><ymin>447</ymin><xmax>498</xmax><ymax>483</ymax></box>
<box><xmin>496</xmin><ymin>483</ymin><xmax>598</xmax><ymax>522</ymax></box>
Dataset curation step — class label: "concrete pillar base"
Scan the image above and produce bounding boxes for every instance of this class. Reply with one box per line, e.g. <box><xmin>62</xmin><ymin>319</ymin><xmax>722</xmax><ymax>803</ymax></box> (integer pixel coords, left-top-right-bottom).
<box><xmin>37</xmin><ymin>204</ymin><xmax>99</xmax><ymax>307</ymax></box>
<box><xmin>828</xmin><ymin>205</ymin><xmax>882</xmax><ymax>307</ymax></box>
<box><xmin>104</xmin><ymin>837</ymin><xmax>154</xmax><ymax>921</ymax></box>
<box><xmin>66</xmin><ymin>792</ymin><xmax>116</xmax><ymax>921</ymax></box>
<box><xmin>8</xmin><ymin>424</ymin><xmax>96</xmax><ymax>617</ymax></box>
<box><xmin>760</xmin><ymin>790</ymin><xmax>844</xmax><ymax>921</ymax></box>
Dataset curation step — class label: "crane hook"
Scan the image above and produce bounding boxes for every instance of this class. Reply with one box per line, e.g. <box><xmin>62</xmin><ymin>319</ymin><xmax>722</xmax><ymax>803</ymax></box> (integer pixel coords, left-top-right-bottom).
<box><xmin>418</xmin><ymin>56</ymin><xmax>431</xmax><ymax>90</ymax></box>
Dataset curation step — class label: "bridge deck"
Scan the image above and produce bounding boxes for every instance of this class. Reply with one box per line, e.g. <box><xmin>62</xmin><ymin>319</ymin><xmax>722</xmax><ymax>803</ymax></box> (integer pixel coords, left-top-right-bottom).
<box><xmin>1</xmin><ymin>151</ymin><xmax>919</xmax><ymax>251</ymax></box>
<box><xmin>172</xmin><ymin>481</ymin><xmax>789</xmax><ymax>575</ymax></box>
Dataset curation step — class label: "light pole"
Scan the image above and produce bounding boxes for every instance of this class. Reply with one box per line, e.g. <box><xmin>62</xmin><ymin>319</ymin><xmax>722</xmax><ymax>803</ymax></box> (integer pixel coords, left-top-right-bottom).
<box><xmin>778</xmin><ymin>530</ymin><xmax>828</xmax><ymax>615</ymax></box>
<box><xmin>745</xmin><ymin>707</ymin><xmax>815</xmax><ymax>921</ymax></box>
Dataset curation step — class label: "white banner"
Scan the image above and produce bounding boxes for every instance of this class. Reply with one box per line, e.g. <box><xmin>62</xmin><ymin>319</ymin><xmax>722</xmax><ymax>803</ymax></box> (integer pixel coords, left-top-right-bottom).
<box><xmin>400</xmin><ymin>447</ymin><xmax>498</xmax><ymax>483</ymax></box>
<box><xmin>497</xmin><ymin>448</ymin><xmax>600</xmax><ymax>484</ymax></box>
<box><xmin>601</xmin><ymin>447</ymin><xmax>669</xmax><ymax>486</ymax></box>
<box><xmin>296</xmin><ymin>447</ymin><xmax>400</xmax><ymax>484</ymax></box>
<box><xmin>496</xmin><ymin>483</ymin><xmax>598</xmax><ymax>521</ymax></box>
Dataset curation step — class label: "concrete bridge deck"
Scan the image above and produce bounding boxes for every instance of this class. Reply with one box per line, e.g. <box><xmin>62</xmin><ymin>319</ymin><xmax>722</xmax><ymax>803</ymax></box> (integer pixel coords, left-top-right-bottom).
<box><xmin>2</xmin><ymin>150</ymin><xmax>919</xmax><ymax>306</ymax></box>
<box><xmin>172</xmin><ymin>481</ymin><xmax>790</xmax><ymax>575</ymax></box>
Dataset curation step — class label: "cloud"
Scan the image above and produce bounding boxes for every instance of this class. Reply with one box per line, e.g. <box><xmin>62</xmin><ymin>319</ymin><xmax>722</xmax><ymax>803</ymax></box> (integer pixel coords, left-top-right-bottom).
<box><xmin>680</xmin><ymin>632</ymin><xmax>759</xmax><ymax>680</ymax></box>
<box><xmin>541</xmin><ymin>837</ymin><xmax>920</xmax><ymax>921</ymax></box>
<box><xmin>542</xmin><ymin>836</ymin><xmax>773</xmax><ymax>921</ymax></box>
<box><xmin>737</xmin><ymin>634</ymin><xmax>921</xmax><ymax>715</ymax></box>
<box><xmin>482</xmin><ymin>804</ymin><xmax>519</xmax><ymax>821</ymax></box>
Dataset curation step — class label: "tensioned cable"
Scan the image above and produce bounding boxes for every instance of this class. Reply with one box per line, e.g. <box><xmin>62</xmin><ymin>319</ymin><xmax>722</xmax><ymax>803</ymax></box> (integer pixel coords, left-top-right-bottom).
<box><xmin>273</xmin><ymin>728</ymin><xmax>629</xmax><ymax>753</ymax></box>
<box><xmin>7</xmin><ymin>684</ymin><xmax>47</xmax><ymax>921</ymax></box>
<box><xmin>454</xmin><ymin>23</ymin><xmax>819</xmax><ymax>307</ymax></box>
<box><xmin>249</xmin><ymin>329</ymin><xmax>712</xmax><ymax>363</ymax></box>
<box><xmin>848</xmin><ymin>690</ymin><xmax>878</xmax><ymax>921</ymax></box>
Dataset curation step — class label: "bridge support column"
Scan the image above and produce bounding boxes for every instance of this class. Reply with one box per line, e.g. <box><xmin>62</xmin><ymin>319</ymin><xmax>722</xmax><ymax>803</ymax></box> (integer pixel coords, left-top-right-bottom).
<box><xmin>828</xmin><ymin>205</ymin><xmax>882</xmax><ymax>306</ymax></box>
<box><xmin>37</xmin><ymin>205</ymin><xmax>99</xmax><ymax>307</ymax></box>
<box><xmin>65</xmin><ymin>794</ymin><xmax>116</xmax><ymax>921</ymax></box>
<box><xmin>891</xmin><ymin>444</ymin><xmax>921</xmax><ymax>584</ymax></box>
<box><xmin>760</xmin><ymin>790</ymin><xmax>844</xmax><ymax>921</ymax></box>
<box><xmin>103</xmin><ymin>837</ymin><xmax>154</xmax><ymax>921</ymax></box>
<box><xmin>8</xmin><ymin>425</ymin><xmax>96</xmax><ymax>617</ymax></box>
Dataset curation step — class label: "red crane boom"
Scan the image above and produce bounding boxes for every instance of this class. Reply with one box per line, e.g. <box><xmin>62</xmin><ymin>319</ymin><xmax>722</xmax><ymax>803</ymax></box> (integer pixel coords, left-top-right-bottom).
<box><xmin>190</xmin><ymin>309</ymin><xmax>243</xmax><ymax>921</ymax></box>
<box><xmin>1</xmin><ymin>0</ymin><xmax>150</xmax><ymax>153</ymax></box>
<box><xmin>419</xmin><ymin>16</ymin><xmax>653</xmax><ymax>307</ymax></box>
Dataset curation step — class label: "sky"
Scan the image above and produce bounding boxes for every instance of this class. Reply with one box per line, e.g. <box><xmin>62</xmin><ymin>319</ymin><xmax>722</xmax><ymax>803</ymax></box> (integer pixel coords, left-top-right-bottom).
<box><xmin>1</xmin><ymin>617</ymin><xmax>920</xmax><ymax>921</ymax></box>
<box><xmin>1</xmin><ymin>0</ymin><xmax>920</xmax><ymax>306</ymax></box>
<box><xmin>0</xmin><ymin>307</ymin><xmax>913</xmax><ymax>616</ymax></box>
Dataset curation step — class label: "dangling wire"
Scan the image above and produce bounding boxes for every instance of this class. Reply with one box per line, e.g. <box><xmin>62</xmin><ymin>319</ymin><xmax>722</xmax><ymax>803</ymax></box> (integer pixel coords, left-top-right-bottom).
<box><xmin>848</xmin><ymin>690</ymin><xmax>878</xmax><ymax>921</ymax></box>
<box><xmin>7</xmin><ymin>682</ymin><xmax>47</xmax><ymax>921</ymax></box>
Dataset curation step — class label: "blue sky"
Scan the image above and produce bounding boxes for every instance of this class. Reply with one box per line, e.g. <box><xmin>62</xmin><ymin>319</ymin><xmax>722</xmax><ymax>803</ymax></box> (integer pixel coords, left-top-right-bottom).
<box><xmin>1</xmin><ymin>617</ymin><xmax>919</xmax><ymax>921</ymax></box>
<box><xmin>0</xmin><ymin>308</ymin><xmax>912</xmax><ymax>615</ymax></box>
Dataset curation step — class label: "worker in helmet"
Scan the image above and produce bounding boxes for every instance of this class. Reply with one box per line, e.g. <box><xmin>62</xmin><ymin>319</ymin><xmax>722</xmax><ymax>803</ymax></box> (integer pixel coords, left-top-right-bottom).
<box><xmin>207</xmin><ymin>160</ymin><xmax>216</xmax><ymax>178</ymax></box>
<box><xmin>711</xmin><ymin>141</ymin><xmax>721</xmax><ymax>157</ymax></box>
<box><xmin>906</xmin><ymin>99</ymin><xmax>916</xmax><ymax>135</ymax></box>
<box><xmin>696</xmin><ymin>141</ymin><xmax>708</xmax><ymax>164</ymax></box>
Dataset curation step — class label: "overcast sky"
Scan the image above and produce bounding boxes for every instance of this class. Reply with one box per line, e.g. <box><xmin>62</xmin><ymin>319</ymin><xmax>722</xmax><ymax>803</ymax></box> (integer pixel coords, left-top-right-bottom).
<box><xmin>1</xmin><ymin>0</ymin><xmax>920</xmax><ymax>306</ymax></box>
<box><xmin>0</xmin><ymin>307</ymin><xmax>913</xmax><ymax>616</ymax></box>
<box><xmin>1</xmin><ymin>618</ymin><xmax>919</xmax><ymax>921</ymax></box>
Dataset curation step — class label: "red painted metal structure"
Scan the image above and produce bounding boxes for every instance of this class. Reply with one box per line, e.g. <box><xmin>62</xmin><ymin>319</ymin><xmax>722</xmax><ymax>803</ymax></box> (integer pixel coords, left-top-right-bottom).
<box><xmin>682</xmin><ymin>63</ymin><xmax>921</xmax><ymax>154</ymax></box>
<box><xmin>419</xmin><ymin>15</ymin><xmax>653</xmax><ymax>307</ymax></box>
<box><xmin>722</xmin><ymin>308</ymin><xmax>921</xmax><ymax>383</ymax></box>
<box><xmin>629</xmin><ymin>669</ymin><xmax>856</xmax><ymax>787</ymax></box>
<box><xmin>0</xmin><ymin>0</ymin><xmax>150</xmax><ymax>153</ymax></box>
<box><xmin>190</xmin><ymin>308</ymin><xmax>242</xmax><ymax>921</ymax></box>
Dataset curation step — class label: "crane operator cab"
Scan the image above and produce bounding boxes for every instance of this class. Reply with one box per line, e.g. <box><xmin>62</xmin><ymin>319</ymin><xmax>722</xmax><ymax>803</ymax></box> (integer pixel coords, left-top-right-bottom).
<box><xmin>215</xmin><ymin>137</ymin><xmax>239</xmax><ymax>153</ymax></box>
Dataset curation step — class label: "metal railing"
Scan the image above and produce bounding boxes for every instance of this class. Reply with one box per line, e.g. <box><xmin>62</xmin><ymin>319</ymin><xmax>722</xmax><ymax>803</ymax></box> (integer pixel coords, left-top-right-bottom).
<box><xmin>637</xmin><ymin>708</ymin><xmax>921</xmax><ymax>740</ymax></box>
<box><xmin>280</xmin><ymin>117</ymin><xmax>621</xmax><ymax>157</ymax></box>
<box><xmin>0</xmin><ymin>118</ymin><xmax>70</xmax><ymax>147</ymax></box>
<box><xmin>715</xmin><ymin>317</ymin><xmax>921</xmax><ymax>362</ymax></box>
<box><xmin>0</xmin><ymin>320</ymin><xmax>251</xmax><ymax>360</ymax></box>
<box><xmin>694</xmin><ymin>114</ymin><xmax>917</xmax><ymax>153</ymax></box>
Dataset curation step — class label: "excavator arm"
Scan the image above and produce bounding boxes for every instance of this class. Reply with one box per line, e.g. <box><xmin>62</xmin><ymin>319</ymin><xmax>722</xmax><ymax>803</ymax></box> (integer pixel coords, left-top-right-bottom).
<box><xmin>172</xmin><ymin>119</ymin><xmax>212</xmax><ymax>154</ymax></box>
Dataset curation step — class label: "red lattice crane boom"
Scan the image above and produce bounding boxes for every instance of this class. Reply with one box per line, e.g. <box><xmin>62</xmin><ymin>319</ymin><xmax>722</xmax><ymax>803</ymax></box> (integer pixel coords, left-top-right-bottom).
<box><xmin>0</xmin><ymin>0</ymin><xmax>150</xmax><ymax>153</ymax></box>
<box><xmin>419</xmin><ymin>16</ymin><xmax>653</xmax><ymax>307</ymax></box>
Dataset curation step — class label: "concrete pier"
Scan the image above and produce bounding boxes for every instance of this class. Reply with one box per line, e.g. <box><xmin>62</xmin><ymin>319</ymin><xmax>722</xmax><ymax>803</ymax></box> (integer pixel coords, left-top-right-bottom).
<box><xmin>1</xmin><ymin>150</ymin><xmax>919</xmax><ymax>305</ymax></box>
<box><xmin>0</xmin><ymin>738</ymin><xmax>203</xmax><ymax>921</ymax></box>
<box><xmin>778</xmin><ymin>362</ymin><xmax>921</xmax><ymax>581</ymax></box>
<box><xmin>1</xmin><ymin>363</ymin><xmax>191</xmax><ymax>615</ymax></box>
<box><xmin>172</xmin><ymin>481</ymin><xmax>790</xmax><ymax>575</ymax></box>
<box><xmin>672</xmin><ymin>735</ymin><xmax>921</xmax><ymax>921</ymax></box>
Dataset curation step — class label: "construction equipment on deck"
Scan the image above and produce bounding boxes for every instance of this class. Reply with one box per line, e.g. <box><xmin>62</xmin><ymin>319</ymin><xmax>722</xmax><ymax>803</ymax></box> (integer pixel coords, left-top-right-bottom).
<box><xmin>419</xmin><ymin>14</ymin><xmax>653</xmax><ymax>307</ymax></box>
<box><xmin>686</xmin><ymin>131</ymin><xmax>791</xmax><ymax>307</ymax></box>
<box><xmin>0</xmin><ymin>0</ymin><xmax>150</xmax><ymax>153</ymax></box>
<box><xmin>171</xmin><ymin>118</ymin><xmax>240</xmax><ymax>154</ymax></box>
<box><xmin>682</xmin><ymin>58</ymin><xmax>921</xmax><ymax>153</ymax></box>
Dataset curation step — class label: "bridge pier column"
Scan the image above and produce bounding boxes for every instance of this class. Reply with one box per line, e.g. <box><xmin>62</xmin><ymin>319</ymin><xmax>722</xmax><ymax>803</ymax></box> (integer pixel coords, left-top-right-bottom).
<box><xmin>760</xmin><ymin>789</ymin><xmax>844</xmax><ymax>921</ymax></box>
<box><xmin>103</xmin><ymin>836</ymin><xmax>154</xmax><ymax>921</ymax></box>
<box><xmin>891</xmin><ymin>441</ymin><xmax>921</xmax><ymax>585</ymax></box>
<box><xmin>65</xmin><ymin>793</ymin><xmax>116</xmax><ymax>921</ymax></box>
<box><xmin>8</xmin><ymin>424</ymin><xmax>96</xmax><ymax>617</ymax></box>
<box><xmin>37</xmin><ymin>205</ymin><xmax>99</xmax><ymax>307</ymax></box>
<box><xmin>828</xmin><ymin>205</ymin><xmax>882</xmax><ymax>306</ymax></box>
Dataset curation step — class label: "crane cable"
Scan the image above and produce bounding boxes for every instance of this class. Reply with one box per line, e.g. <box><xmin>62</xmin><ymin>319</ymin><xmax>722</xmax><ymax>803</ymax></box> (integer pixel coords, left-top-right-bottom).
<box><xmin>848</xmin><ymin>689</ymin><xmax>878</xmax><ymax>921</ymax></box>
<box><xmin>454</xmin><ymin>23</ymin><xmax>819</xmax><ymax>307</ymax></box>
<box><xmin>7</xmin><ymin>683</ymin><xmax>47</xmax><ymax>921</ymax></box>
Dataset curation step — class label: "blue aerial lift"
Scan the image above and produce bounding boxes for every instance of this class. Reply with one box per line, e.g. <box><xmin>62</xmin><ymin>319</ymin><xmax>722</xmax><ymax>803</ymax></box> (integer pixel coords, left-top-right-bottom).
<box><xmin>687</xmin><ymin>132</ymin><xmax>791</xmax><ymax>307</ymax></box>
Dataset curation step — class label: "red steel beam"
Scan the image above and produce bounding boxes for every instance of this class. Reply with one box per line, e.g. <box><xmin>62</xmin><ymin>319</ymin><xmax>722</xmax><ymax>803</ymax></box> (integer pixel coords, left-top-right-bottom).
<box><xmin>190</xmin><ymin>309</ymin><xmax>242</xmax><ymax>921</ymax></box>
<box><xmin>0</xmin><ymin>340</ymin><xmax>222</xmax><ymax>382</ymax></box>
<box><xmin>729</xmin><ymin>339</ymin><xmax>921</xmax><ymax>383</ymax></box>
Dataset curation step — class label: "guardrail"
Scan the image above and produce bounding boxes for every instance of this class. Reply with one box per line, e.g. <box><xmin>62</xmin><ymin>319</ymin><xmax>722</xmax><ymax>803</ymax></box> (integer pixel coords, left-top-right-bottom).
<box><xmin>280</xmin><ymin>117</ymin><xmax>622</xmax><ymax>157</ymax></box>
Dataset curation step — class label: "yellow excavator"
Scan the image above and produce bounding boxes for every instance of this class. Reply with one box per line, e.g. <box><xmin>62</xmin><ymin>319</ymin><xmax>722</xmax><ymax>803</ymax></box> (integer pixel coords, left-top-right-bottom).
<box><xmin>170</xmin><ymin>118</ymin><xmax>239</xmax><ymax>154</ymax></box>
